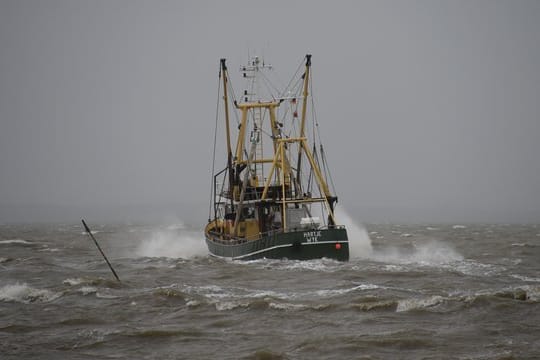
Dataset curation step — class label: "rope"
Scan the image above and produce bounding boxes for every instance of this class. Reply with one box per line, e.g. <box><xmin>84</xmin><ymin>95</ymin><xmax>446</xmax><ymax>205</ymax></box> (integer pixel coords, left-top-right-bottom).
<box><xmin>226</xmin><ymin>72</ymin><xmax>241</xmax><ymax>126</ymax></box>
<box><xmin>309</xmin><ymin>72</ymin><xmax>337</xmax><ymax>195</ymax></box>
<box><xmin>259</xmin><ymin>70</ymin><xmax>281</xmax><ymax>100</ymax></box>
<box><xmin>208</xmin><ymin>69</ymin><xmax>222</xmax><ymax>221</ymax></box>
<box><xmin>280</xmin><ymin>57</ymin><xmax>306</xmax><ymax>99</ymax></box>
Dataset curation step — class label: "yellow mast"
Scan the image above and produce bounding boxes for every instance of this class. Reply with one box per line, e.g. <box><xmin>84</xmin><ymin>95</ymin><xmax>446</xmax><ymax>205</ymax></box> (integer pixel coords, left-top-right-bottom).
<box><xmin>296</xmin><ymin>54</ymin><xmax>312</xmax><ymax>195</ymax></box>
<box><xmin>220</xmin><ymin>59</ymin><xmax>235</xmax><ymax>209</ymax></box>
<box><xmin>220</xmin><ymin>59</ymin><xmax>232</xmax><ymax>163</ymax></box>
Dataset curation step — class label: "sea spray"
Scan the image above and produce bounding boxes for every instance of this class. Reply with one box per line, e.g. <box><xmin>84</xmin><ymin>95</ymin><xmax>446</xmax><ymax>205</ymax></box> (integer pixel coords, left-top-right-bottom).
<box><xmin>371</xmin><ymin>239</ymin><xmax>463</xmax><ymax>265</ymax></box>
<box><xmin>334</xmin><ymin>209</ymin><xmax>463</xmax><ymax>264</ymax></box>
<box><xmin>135</xmin><ymin>227</ymin><xmax>208</xmax><ymax>259</ymax></box>
<box><xmin>335</xmin><ymin>208</ymin><xmax>373</xmax><ymax>258</ymax></box>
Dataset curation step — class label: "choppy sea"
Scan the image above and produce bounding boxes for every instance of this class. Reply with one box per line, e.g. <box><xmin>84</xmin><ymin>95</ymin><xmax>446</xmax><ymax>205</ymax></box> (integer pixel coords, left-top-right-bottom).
<box><xmin>1</xmin><ymin>218</ymin><xmax>539</xmax><ymax>359</ymax></box>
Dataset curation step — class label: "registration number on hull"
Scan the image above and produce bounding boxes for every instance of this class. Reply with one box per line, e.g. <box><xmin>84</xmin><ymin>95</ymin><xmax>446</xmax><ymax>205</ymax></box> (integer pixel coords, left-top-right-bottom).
<box><xmin>303</xmin><ymin>230</ymin><xmax>322</xmax><ymax>243</ymax></box>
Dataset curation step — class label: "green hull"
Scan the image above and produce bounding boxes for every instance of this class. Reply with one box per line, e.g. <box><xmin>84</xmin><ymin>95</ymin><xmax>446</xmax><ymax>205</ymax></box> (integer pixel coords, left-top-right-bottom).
<box><xmin>205</xmin><ymin>228</ymin><xmax>349</xmax><ymax>261</ymax></box>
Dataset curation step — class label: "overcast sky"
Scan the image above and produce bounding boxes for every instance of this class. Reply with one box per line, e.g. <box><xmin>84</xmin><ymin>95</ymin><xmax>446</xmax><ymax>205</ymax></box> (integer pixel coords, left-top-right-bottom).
<box><xmin>1</xmin><ymin>0</ymin><xmax>539</xmax><ymax>224</ymax></box>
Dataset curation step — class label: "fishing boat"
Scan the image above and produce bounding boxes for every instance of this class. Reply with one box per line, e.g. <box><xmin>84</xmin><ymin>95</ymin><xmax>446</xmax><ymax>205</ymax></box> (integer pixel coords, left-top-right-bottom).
<box><xmin>205</xmin><ymin>54</ymin><xmax>349</xmax><ymax>261</ymax></box>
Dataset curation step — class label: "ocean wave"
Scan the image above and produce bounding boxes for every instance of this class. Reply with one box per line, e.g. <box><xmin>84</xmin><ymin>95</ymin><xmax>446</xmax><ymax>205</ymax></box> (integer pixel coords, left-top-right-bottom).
<box><xmin>523</xmin><ymin>285</ymin><xmax>540</xmax><ymax>301</ymax></box>
<box><xmin>128</xmin><ymin>328</ymin><xmax>202</xmax><ymax>338</ymax></box>
<box><xmin>63</xmin><ymin>277</ymin><xmax>122</xmax><ymax>288</ymax></box>
<box><xmin>453</xmin><ymin>286</ymin><xmax>539</xmax><ymax>305</ymax></box>
<box><xmin>95</xmin><ymin>292</ymin><xmax>119</xmax><ymax>299</ymax></box>
<box><xmin>356</xmin><ymin>331</ymin><xmax>434</xmax><ymax>348</ymax></box>
<box><xmin>0</xmin><ymin>239</ymin><xmax>32</xmax><ymax>245</ymax></box>
<box><xmin>396</xmin><ymin>295</ymin><xmax>445</xmax><ymax>312</ymax></box>
<box><xmin>79</xmin><ymin>286</ymin><xmax>98</xmax><ymax>296</ymax></box>
<box><xmin>351</xmin><ymin>299</ymin><xmax>397</xmax><ymax>311</ymax></box>
<box><xmin>392</xmin><ymin>285</ymin><xmax>540</xmax><ymax>313</ymax></box>
<box><xmin>213</xmin><ymin>298</ymin><xmax>331</xmax><ymax>312</ymax></box>
<box><xmin>63</xmin><ymin>277</ymin><xmax>86</xmax><ymax>286</ymax></box>
<box><xmin>185</xmin><ymin>282</ymin><xmax>381</xmax><ymax>303</ymax></box>
<box><xmin>153</xmin><ymin>287</ymin><xmax>188</xmax><ymax>300</ymax></box>
<box><xmin>38</xmin><ymin>247</ymin><xmax>60</xmax><ymax>252</ymax></box>
<box><xmin>511</xmin><ymin>274</ymin><xmax>540</xmax><ymax>283</ymax></box>
<box><xmin>369</xmin><ymin>240</ymin><xmax>464</xmax><ymax>266</ymax></box>
<box><xmin>214</xmin><ymin>300</ymin><xmax>248</xmax><ymax>311</ymax></box>
<box><xmin>257</xmin><ymin>258</ymin><xmax>343</xmax><ymax>272</ymax></box>
<box><xmin>313</xmin><ymin>284</ymin><xmax>380</xmax><ymax>297</ymax></box>
<box><xmin>59</xmin><ymin>328</ymin><xmax>120</xmax><ymax>350</ymax></box>
<box><xmin>180</xmin><ymin>282</ymin><xmax>383</xmax><ymax>313</ymax></box>
<box><xmin>0</xmin><ymin>283</ymin><xmax>62</xmax><ymax>304</ymax></box>
<box><xmin>450</xmin><ymin>260</ymin><xmax>504</xmax><ymax>277</ymax></box>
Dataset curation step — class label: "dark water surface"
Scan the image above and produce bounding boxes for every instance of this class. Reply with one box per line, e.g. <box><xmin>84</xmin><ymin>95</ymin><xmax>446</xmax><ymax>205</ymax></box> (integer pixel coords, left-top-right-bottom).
<box><xmin>1</xmin><ymin>222</ymin><xmax>539</xmax><ymax>359</ymax></box>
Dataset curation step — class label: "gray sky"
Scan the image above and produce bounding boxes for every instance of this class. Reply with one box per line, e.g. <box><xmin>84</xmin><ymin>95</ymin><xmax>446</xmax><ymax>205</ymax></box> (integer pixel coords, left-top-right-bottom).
<box><xmin>1</xmin><ymin>0</ymin><xmax>539</xmax><ymax>224</ymax></box>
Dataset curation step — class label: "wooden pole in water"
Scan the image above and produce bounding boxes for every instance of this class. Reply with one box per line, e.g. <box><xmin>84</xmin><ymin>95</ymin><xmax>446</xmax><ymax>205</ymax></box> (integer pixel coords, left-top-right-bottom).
<box><xmin>81</xmin><ymin>219</ymin><xmax>120</xmax><ymax>282</ymax></box>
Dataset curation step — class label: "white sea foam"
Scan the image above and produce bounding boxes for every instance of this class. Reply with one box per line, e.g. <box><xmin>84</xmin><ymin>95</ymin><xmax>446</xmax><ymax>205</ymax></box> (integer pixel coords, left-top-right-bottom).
<box><xmin>135</xmin><ymin>228</ymin><xmax>207</xmax><ymax>259</ymax></box>
<box><xmin>335</xmin><ymin>208</ymin><xmax>373</xmax><ymax>258</ymax></box>
<box><xmin>523</xmin><ymin>286</ymin><xmax>540</xmax><ymax>301</ymax></box>
<box><xmin>0</xmin><ymin>283</ymin><xmax>61</xmax><ymax>303</ymax></box>
<box><xmin>314</xmin><ymin>284</ymin><xmax>380</xmax><ymax>297</ymax></box>
<box><xmin>214</xmin><ymin>300</ymin><xmax>245</xmax><ymax>311</ymax></box>
<box><xmin>80</xmin><ymin>286</ymin><xmax>98</xmax><ymax>295</ymax></box>
<box><xmin>38</xmin><ymin>247</ymin><xmax>60</xmax><ymax>252</ymax></box>
<box><xmin>452</xmin><ymin>225</ymin><xmax>467</xmax><ymax>229</ymax></box>
<box><xmin>186</xmin><ymin>300</ymin><xmax>201</xmax><ymax>307</ymax></box>
<box><xmin>0</xmin><ymin>239</ymin><xmax>32</xmax><ymax>245</ymax></box>
<box><xmin>269</xmin><ymin>302</ymin><xmax>308</xmax><ymax>311</ymax></box>
<box><xmin>185</xmin><ymin>282</ymin><xmax>381</xmax><ymax>306</ymax></box>
<box><xmin>452</xmin><ymin>260</ymin><xmax>503</xmax><ymax>277</ymax></box>
<box><xmin>63</xmin><ymin>278</ymin><xmax>85</xmax><ymax>286</ymax></box>
<box><xmin>396</xmin><ymin>295</ymin><xmax>444</xmax><ymax>312</ymax></box>
<box><xmin>511</xmin><ymin>274</ymin><xmax>540</xmax><ymax>283</ymax></box>
<box><xmin>95</xmin><ymin>292</ymin><xmax>118</xmax><ymax>299</ymax></box>
<box><xmin>81</xmin><ymin>231</ymin><xmax>101</xmax><ymax>235</ymax></box>
<box><xmin>271</xmin><ymin>259</ymin><xmax>339</xmax><ymax>272</ymax></box>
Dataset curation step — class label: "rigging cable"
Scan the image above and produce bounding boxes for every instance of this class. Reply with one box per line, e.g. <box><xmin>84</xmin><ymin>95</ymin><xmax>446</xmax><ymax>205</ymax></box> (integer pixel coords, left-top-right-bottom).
<box><xmin>259</xmin><ymin>70</ymin><xmax>280</xmax><ymax>100</ymax></box>
<box><xmin>208</xmin><ymin>67</ymin><xmax>222</xmax><ymax>222</ymax></box>
<box><xmin>226</xmin><ymin>72</ymin><xmax>241</xmax><ymax>126</ymax></box>
<box><xmin>310</xmin><ymin>74</ymin><xmax>337</xmax><ymax>195</ymax></box>
<box><xmin>279</xmin><ymin>57</ymin><xmax>307</xmax><ymax>99</ymax></box>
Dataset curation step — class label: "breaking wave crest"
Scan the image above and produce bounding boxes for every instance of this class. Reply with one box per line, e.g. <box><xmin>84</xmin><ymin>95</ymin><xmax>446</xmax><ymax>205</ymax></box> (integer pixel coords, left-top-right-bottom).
<box><xmin>63</xmin><ymin>277</ymin><xmax>122</xmax><ymax>288</ymax></box>
<box><xmin>396</xmin><ymin>295</ymin><xmax>445</xmax><ymax>312</ymax></box>
<box><xmin>0</xmin><ymin>283</ymin><xmax>61</xmax><ymax>304</ymax></box>
<box><xmin>154</xmin><ymin>282</ymin><xmax>540</xmax><ymax>314</ymax></box>
<box><xmin>0</xmin><ymin>239</ymin><xmax>33</xmax><ymax>245</ymax></box>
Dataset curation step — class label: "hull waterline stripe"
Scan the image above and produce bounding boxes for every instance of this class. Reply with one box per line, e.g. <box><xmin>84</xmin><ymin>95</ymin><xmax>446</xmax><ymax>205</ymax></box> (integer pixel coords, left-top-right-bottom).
<box><xmin>206</xmin><ymin>239</ymin><xmax>348</xmax><ymax>260</ymax></box>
